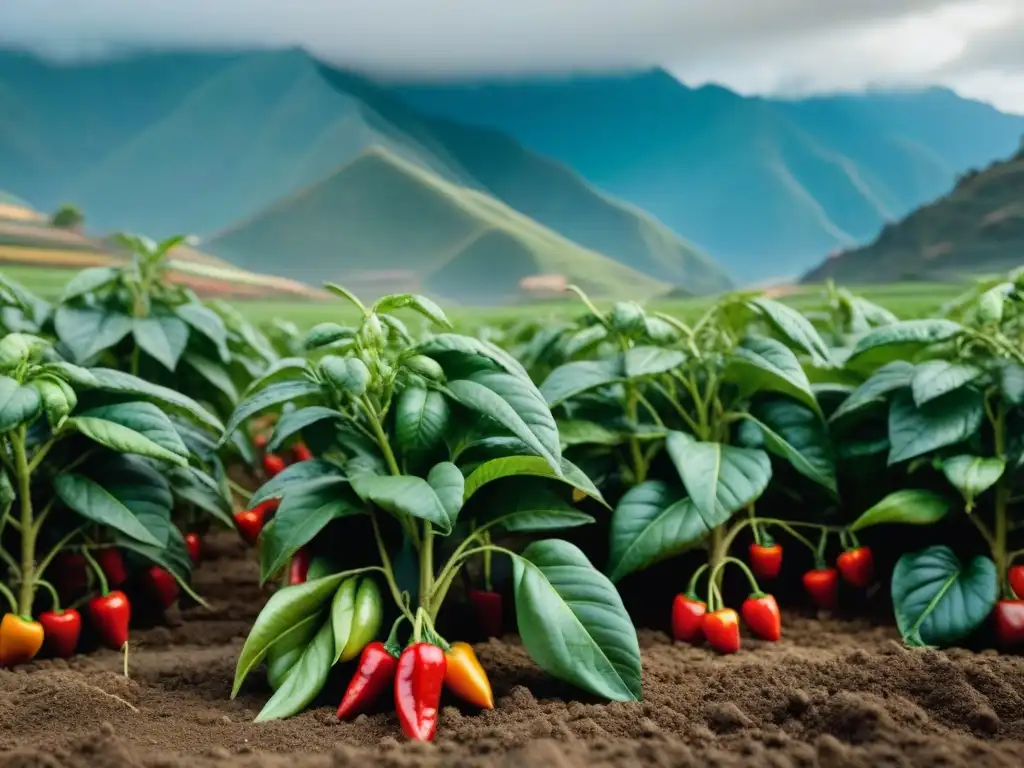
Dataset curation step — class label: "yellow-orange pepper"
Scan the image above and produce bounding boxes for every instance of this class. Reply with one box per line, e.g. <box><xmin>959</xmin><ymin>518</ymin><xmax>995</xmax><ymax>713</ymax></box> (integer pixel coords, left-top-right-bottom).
<box><xmin>443</xmin><ymin>641</ymin><xmax>494</xmax><ymax>709</ymax></box>
<box><xmin>0</xmin><ymin>613</ymin><xmax>44</xmax><ymax>667</ymax></box>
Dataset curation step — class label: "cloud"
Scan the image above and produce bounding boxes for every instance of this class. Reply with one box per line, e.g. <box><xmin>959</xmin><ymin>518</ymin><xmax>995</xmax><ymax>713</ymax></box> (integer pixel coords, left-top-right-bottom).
<box><xmin>2</xmin><ymin>0</ymin><xmax>1023</xmax><ymax>111</ymax></box>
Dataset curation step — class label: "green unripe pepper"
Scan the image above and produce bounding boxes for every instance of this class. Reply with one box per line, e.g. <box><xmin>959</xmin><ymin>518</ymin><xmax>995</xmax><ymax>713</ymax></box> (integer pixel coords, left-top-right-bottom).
<box><xmin>331</xmin><ymin>576</ymin><xmax>383</xmax><ymax>664</ymax></box>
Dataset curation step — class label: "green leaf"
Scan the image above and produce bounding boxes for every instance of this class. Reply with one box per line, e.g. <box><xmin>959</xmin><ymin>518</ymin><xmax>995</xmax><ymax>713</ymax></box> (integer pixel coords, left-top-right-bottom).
<box><xmin>475</xmin><ymin>480</ymin><xmax>594</xmax><ymax>532</ymax></box>
<box><xmin>557</xmin><ymin>419</ymin><xmax>634</xmax><ymax>447</ymax></box>
<box><xmin>993</xmin><ymin>360</ymin><xmax>1024</xmax><ymax>405</ymax></box>
<box><xmin>427</xmin><ymin>462</ymin><xmax>464</xmax><ymax>525</ymax></box>
<box><xmin>259</xmin><ymin>479</ymin><xmax>361</xmax><ymax>583</ymax></box>
<box><xmin>739</xmin><ymin>399</ymin><xmax>836</xmax><ymax>494</ymax></box>
<box><xmin>394</xmin><ymin>387</ymin><xmax>449</xmax><ymax>457</ymax></box>
<box><xmin>60</xmin><ymin>266</ymin><xmax>120</xmax><ymax>302</ymax></box>
<box><xmin>79</xmin><ymin>402</ymin><xmax>189</xmax><ymax>459</ymax></box>
<box><xmin>266</xmin><ymin>612</ymin><xmax>322</xmax><ymax>692</ymax></box>
<box><xmin>319</xmin><ymin>355</ymin><xmax>370</xmax><ymax>397</ymax></box>
<box><xmin>254</xmin><ymin>619</ymin><xmax>334</xmax><ymax>722</ymax></box>
<box><xmin>891</xmin><ymin>546</ymin><xmax>997</xmax><ymax>647</ymax></box>
<box><xmin>54</xmin><ymin>307</ymin><xmax>134</xmax><ymax>362</ymax></box>
<box><xmin>416</xmin><ymin>333</ymin><xmax>530</xmax><ymax>380</ymax></box>
<box><xmin>665</xmin><ymin>432</ymin><xmax>771</xmax><ymax>519</ymax></box>
<box><xmin>887</xmin><ymin>389</ymin><xmax>984</xmax><ymax>465</ymax></box>
<box><xmin>53</xmin><ymin>473</ymin><xmax>162</xmax><ymax>546</ymax></box>
<box><xmin>66</xmin><ymin>415</ymin><xmax>188</xmax><ymax>466</ymax></box>
<box><xmin>267</xmin><ymin>406</ymin><xmax>340</xmax><ymax>453</ymax></box>
<box><xmin>725</xmin><ymin>336</ymin><xmax>820</xmax><ymax>414</ymax></box>
<box><xmin>241</xmin><ymin>357</ymin><xmax>311</xmax><ymax>398</ymax></box>
<box><xmin>39</xmin><ymin>362</ymin><xmax>98</xmax><ymax>389</ymax></box>
<box><xmin>622</xmin><ymin>347</ymin><xmax>685</xmax><ymax>378</ymax></box>
<box><xmin>89</xmin><ymin>367</ymin><xmax>223</xmax><ymax>433</ymax></box>
<box><xmin>115</xmin><ymin>527</ymin><xmax>197</xmax><ymax>599</ymax></box>
<box><xmin>183</xmin><ymin>353</ymin><xmax>238</xmax><ymax>404</ymax></box>
<box><xmin>0</xmin><ymin>375</ymin><xmax>41</xmax><ymax>432</ymax></box>
<box><xmin>167</xmin><ymin>465</ymin><xmax>234</xmax><ymax>527</ymax></box>
<box><xmin>746</xmin><ymin>296</ymin><xmax>831</xmax><ymax>366</ymax></box>
<box><xmin>232</xmin><ymin>571</ymin><xmax>355</xmax><ymax>697</ymax></box>
<box><xmin>607</xmin><ymin>481</ymin><xmax>712</xmax><ymax>582</ymax></box>
<box><xmin>846</xmin><ymin>319</ymin><xmax>963</xmax><ymax>368</ymax></box>
<box><xmin>373</xmin><ymin>293</ymin><xmax>452</xmax><ymax>329</ymax></box>
<box><xmin>830</xmin><ymin>361</ymin><xmax>915</xmax><ymax>423</ymax></box>
<box><xmin>132</xmin><ymin>315</ymin><xmax>189</xmax><ymax>371</ymax></box>
<box><xmin>911</xmin><ymin>360</ymin><xmax>983</xmax><ymax>406</ymax></box>
<box><xmin>511</xmin><ymin>540</ymin><xmax>642</xmax><ymax>701</ymax></box>
<box><xmin>462</xmin><ymin>454</ymin><xmax>605</xmax><ymax>507</ymax></box>
<box><xmin>350</xmin><ymin>474</ymin><xmax>454</xmax><ymax>534</ymax></box>
<box><xmin>539</xmin><ymin>358</ymin><xmax>622</xmax><ymax>408</ymax></box>
<box><xmin>249</xmin><ymin>459</ymin><xmax>346</xmax><ymax>508</ymax></box>
<box><xmin>447</xmin><ymin>371</ymin><xmax>561</xmax><ymax>473</ymax></box>
<box><xmin>941</xmin><ymin>455</ymin><xmax>1005</xmax><ymax>510</ymax></box>
<box><xmin>304</xmin><ymin>322</ymin><xmax>355</xmax><ymax>350</ymax></box>
<box><xmin>850</xmin><ymin>489</ymin><xmax>952</xmax><ymax>531</ymax></box>
<box><xmin>222</xmin><ymin>379</ymin><xmax>323</xmax><ymax>442</ymax></box>
<box><xmin>175</xmin><ymin>303</ymin><xmax>230</xmax><ymax>363</ymax></box>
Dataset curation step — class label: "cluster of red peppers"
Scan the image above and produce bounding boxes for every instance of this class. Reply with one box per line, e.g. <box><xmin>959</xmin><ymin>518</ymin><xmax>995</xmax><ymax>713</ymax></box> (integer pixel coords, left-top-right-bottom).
<box><xmin>233</xmin><ymin>431</ymin><xmax>312</xmax><ymax>547</ymax></box>
<box><xmin>996</xmin><ymin>564</ymin><xmax>1024</xmax><ymax>647</ymax></box>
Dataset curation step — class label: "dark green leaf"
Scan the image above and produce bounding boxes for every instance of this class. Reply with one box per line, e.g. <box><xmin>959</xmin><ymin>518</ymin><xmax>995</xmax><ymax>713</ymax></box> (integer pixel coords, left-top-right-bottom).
<box><xmin>394</xmin><ymin>387</ymin><xmax>449</xmax><ymax>457</ymax></box>
<box><xmin>184</xmin><ymin>353</ymin><xmax>238</xmax><ymax>404</ymax></box>
<box><xmin>746</xmin><ymin>296</ymin><xmax>831</xmax><ymax>365</ymax></box>
<box><xmin>254</xmin><ymin>619</ymin><xmax>334</xmax><ymax>722</ymax></box>
<box><xmin>462</xmin><ymin>455</ymin><xmax>605</xmax><ymax>506</ymax></box>
<box><xmin>133</xmin><ymin>315</ymin><xmax>189</xmax><ymax>370</ymax></box>
<box><xmin>416</xmin><ymin>333</ymin><xmax>530</xmax><ymax>380</ymax></box>
<box><xmin>911</xmin><ymin>360</ymin><xmax>983</xmax><ymax>406</ymax></box>
<box><xmin>304</xmin><ymin>322</ymin><xmax>355</xmax><ymax>350</ymax></box>
<box><xmin>427</xmin><ymin>462</ymin><xmax>463</xmax><ymax>525</ymax></box>
<box><xmin>740</xmin><ymin>399</ymin><xmax>836</xmax><ymax>493</ymax></box>
<box><xmin>79</xmin><ymin>402</ymin><xmax>189</xmax><ymax>459</ymax></box>
<box><xmin>268</xmin><ymin>406</ymin><xmax>339</xmax><ymax>453</ymax></box>
<box><xmin>319</xmin><ymin>355</ymin><xmax>370</xmax><ymax>397</ymax></box>
<box><xmin>54</xmin><ymin>473</ymin><xmax>162</xmax><ymax>546</ymax></box>
<box><xmin>66</xmin><ymin>415</ymin><xmax>188</xmax><ymax>466</ymax></box>
<box><xmin>666</xmin><ymin>432</ymin><xmax>771</xmax><ymax>519</ymax></box>
<box><xmin>476</xmin><ymin>480</ymin><xmax>594</xmax><ymax>532</ymax></box>
<box><xmin>241</xmin><ymin>357</ymin><xmax>311</xmax><ymax>398</ymax></box>
<box><xmin>850</xmin><ymin>489</ymin><xmax>952</xmax><ymax>531</ymax></box>
<box><xmin>888</xmin><ymin>389</ymin><xmax>984</xmax><ymax>465</ymax></box>
<box><xmin>249</xmin><ymin>459</ymin><xmax>346</xmax><ymax>507</ymax></box>
<box><xmin>0</xmin><ymin>375</ymin><xmax>41</xmax><ymax>432</ymax></box>
<box><xmin>993</xmin><ymin>360</ymin><xmax>1024</xmax><ymax>405</ymax></box>
<box><xmin>176</xmin><ymin>303</ymin><xmax>230</xmax><ymax>363</ymax></box>
<box><xmin>725</xmin><ymin>336</ymin><xmax>820</xmax><ymax>414</ymax></box>
<box><xmin>847</xmin><ymin>319</ymin><xmax>963</xmax><ymax>368</ymax></box>
<box><xmin>830</xmin><ymin>361</ymin><xmax>915</xmax><ymax>423</ymax></box>
<box><xmin>167</xmin><ymin>465</ymin><xmax>234</xmax><ymax>527</ymax></box>
<box><xmin>222</xmin><ymin>379</ymin><xmax>323</xmax><ymax>442</ymax></box>
<box><xmin>350</xmin><ymin>474</ymin><xmax>454</xmax><ymax>534</ymax></box>
<box><xmin>89</xmin><ymin>367</ymin><xmax>223</xmax><ymax>432</ymax></box>
<box><xmin>54</xmin><ymin>307</ymin><xmax>133</xmax><ymax>362</ymax></box>
<box><xmin>539</xmin><ymin>358</ymin><xmax>622</xmax><ymax>408</ymax></box>
<box><xmin>622</xmin><ymin>347</ymin><xmax>685</xmax><ymax>378</ymax></box>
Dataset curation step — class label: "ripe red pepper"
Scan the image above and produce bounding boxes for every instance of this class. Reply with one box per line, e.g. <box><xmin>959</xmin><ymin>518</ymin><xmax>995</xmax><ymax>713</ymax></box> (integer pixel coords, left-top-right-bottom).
<box><xmin>803</xmin><ymin>568</ymin><xmax>839</xmax><ymax>610</ymax></box>
<box><xmin>468</xmin><ymin>589</ymin><xmax>502</xmax><ymax>638</ymax></box>
<box><xmin>88</xmin><ymin>591</ymin><xmax>131</xmax><ymax>649</ymax></box>
<box><xmin>994</xmin><ymin>600</ymin><xmax>1024</xmax><ymax>648</ymax></box>
<box><xmin>52</xmin><ymin>553</ymin><xmax>88</xmax><ymax>597</ymax></box>
<box><xmin>143</xmin><ymin>566</ymin><xmax>180</xmax><ymax>610</ymax></box>
<box><xmin>394</xmin><ymin>643</ymin><xmax>447</xmax><ymax>741</ymax></box>
<box><xmin>741</xmin><ymin>593</ymin><xmax>782</xmax><ymax>641</ymax></box>
<box><xmin>288</xmin><ymin>548</ymin><xmax>310</xmax><ymax>585</ymax></box>
<box><xmin>671</xmin><ymin>592</ymin><xmax>707</xmax><ymax>643</ymax></box>
<box><xmin>337</xmin><ymin>641</ymin><xmax>399</xmax><ymax>719</ymax></box>
<box><xmin>39</xmin><ymin>609</ymin><xmax>82</xmax><ymax>658</ymax></box>
<box><xmin>262</xmin><ymin>453</ymin><xmax>287</xmax><ymax>477</ymax></box>
<box><xmin>837</xmin><ymin>546</ymin><xmax>874</xmax><ymax>588</ymax></box>
<box><xmin>184</xmin><ymin>532</ymin><xmax>202</xmax><ymax>564</ymax></box>
<box><xmin>1008</xmin><ymin>565</ymin><xmax>1024</xmax><ymax>599</ymax></box>
<box><xmin>292</xmin><ymin>442</ymin><xmax>313</xmax><ymax>462</ymax></box>
<box><xmin>702</xmin><ymin>608</ymin><xmax>741</xmax><ymax>654</ymax></box>
<box><xmin>234</xmin><ymin>499</ymin><xmax>276</xmax><ymax>546</ymax></box>
<box><xmin>748</xmin><ymin>542</ymin><xmax>783</xmax><ymax>580</ymax></box>
<box><xmin>95</xmin><ymin>548</ymin><xmax>128</xmax><ymax>588</ymax></box>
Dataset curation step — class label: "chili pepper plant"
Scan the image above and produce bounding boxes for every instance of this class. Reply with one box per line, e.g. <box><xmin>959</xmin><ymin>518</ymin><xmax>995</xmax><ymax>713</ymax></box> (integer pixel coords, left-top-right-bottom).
<box><xmin>0</xmin><ymin>328</ymin><xmax>223</xmax><ymax>666</ymax></box>
<box><xmin>224</xmin><ymin>284</ymin><xmax>642</xmax><ymax>736</ymax></box>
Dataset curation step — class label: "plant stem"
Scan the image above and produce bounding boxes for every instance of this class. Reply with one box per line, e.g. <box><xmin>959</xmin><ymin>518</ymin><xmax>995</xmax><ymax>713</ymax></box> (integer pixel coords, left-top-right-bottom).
<box><xmin>994</xmin><ymin>402</ymin><xmax>1010</xmax><ymax>597</ymax></box>
<box><xmin>0</xmin><ymin>582</ymin><xmax>16</xmax><ymax>613</ymax></box>
<box><xmin>370</xmin><ymin>515</ymin><xmax>415</xmax><ymax>622</ymax></box>
<box><xmin>625</xmin><ymin>385</ymin><xmax>647</xmax><ymax>484</ymax></box>
<box><xmin>35</xmin><ymin>525</ymin><xmax>87</xmax><ymax>580</ymax></box>
<box><xmin>26</xmin><ymin>438</ymin><xmax>56</xmax><ymax>475</ymax></box>
<box><xmin>129</xmin><ymin>345</ymin><xmax>141</xmax><ymax>377</ymax></box>
<box><xmin>227</xmin><ymin>479</ymin><xmax>253</xmax><ymax>502</ymax></box>
<box><xmin>419</xmin><ymin>521</ymin><xmax>434</xmax><ymax>606</ymax></box>
<box><xmin>12</xmin><ymin>429</ymin><xmax>35</xmax><ymax>617</ymax></box>
<box><xmin>708</xmin><ymin>525</ymin><xmax>726</xmax><ymax>592</ymax></box>
<box><xmin>82</xmin><ymin>548</ymin><xmax>110</xmax><ymax>595</ymax></box>
<box><xmin>36</xmin><ymin>578</ymin><xmax>61</xmax><ymax>612</ymax></box>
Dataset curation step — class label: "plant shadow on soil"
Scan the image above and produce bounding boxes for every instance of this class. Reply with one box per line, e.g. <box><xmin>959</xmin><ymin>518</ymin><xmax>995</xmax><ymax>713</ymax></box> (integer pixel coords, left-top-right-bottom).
<box><xmin>2</xmin><ymin>532</ymin><xmax>1024</xmax><ymax>768</ymax></box>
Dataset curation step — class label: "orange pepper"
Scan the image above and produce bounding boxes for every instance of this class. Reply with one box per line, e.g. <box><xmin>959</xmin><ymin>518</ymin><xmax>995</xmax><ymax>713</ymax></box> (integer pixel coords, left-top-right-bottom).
<box><xmin>0</xmin><ymin>613</ymin><xmax>45</xmax><ymax>667</ymax></box>
<box><xmin>443</xmin><ymin>641</ymin><xmax>494</xmax><ymax>709</ymax></box>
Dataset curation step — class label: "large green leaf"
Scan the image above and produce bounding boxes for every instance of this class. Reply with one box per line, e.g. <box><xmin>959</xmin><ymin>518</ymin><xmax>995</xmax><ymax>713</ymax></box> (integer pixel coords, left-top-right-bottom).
<box><xmin>739</xmin><ymin>399</ymin><xmax>836</xmax><ymax>493</ymax></box>
<box><xmin>462</xmin><ymin>454</ymin><xmax>605</xmax><ymax>506</ymax></box>
<box><xmin>622</xmin><ymin>347</ymin><xmax>685</xmax><ymax>378</ymax></box>
<box><xmin>53</xmin><ymin>473</ymin><xmax>162</xmax><ymax>546</ymax></box>
<box><xmin>167</xmin><ymin>465</ymin><xmax>234</xmax><ymax>527</ymax></box>
<box><xmin>175</xmin><ymin>303</ymin><xmax>230</xmax><ymax>363</ymax></box>
<box><xmin>89</xmin><ymin>368</ymin><xmax>223</xmax><ymax>433</ymax></box>
<box><xmin>60</xmin><ymin>266</ymin><xmax>120</xmax><ymax>302</ymax></box>
<box><xmin>259</xmin><ymin>478</ymin><xmax>361</xmax><ymax>583</ymax></box>
<box><xmin>846</xmin><ymin>319</ymin><xmax>963</xmax><ymax>368</ymax></box>
<box><xmin>427</xmin><ymin>462</ymin><xmax>464</xmax><ymax>524</ymax></box>
<box><xmin>725</xmin><ymin>336</ymin><xmax>820</xmax><ymax>414</ymax></box>
<box><xmin>54</xmin><ymin>307</ymin><xmax>133</xmax><ymax>362</ymax></box>
<box><xmin>183</xmin><ymin>353</ymin><xmax>238</xmax><ymax>405</ymax></box>
<box><xmin>891</xmin><ymin>546</ymin><xmax>997</xmax><ymax>647</ymax></box>
<box><xmin>911</xmin><ymin>360</ymin><xmax>983</xmax><ymax>406</ymax></box>
<box><xmin>830</xmin><ymin>361</ymin><xmax>915</xmax><ymax>423</ymax></box>
<box><xmin>221</xmin><ymin>379</ymin><xmax>324</xmax><ymax>442</ymax></box>
<box><xmin>665</xmin><ymin>432</ymin><xmax>771</xmax><ymax>519</ymax></box>
<box><xmin>0</xmin><ymin>375</ymin><xmax>41</xmax><ymax>432</ymax></box>
<box><xmin>416</xmin><ymin>333</ymin><xmax>530</xmax><ymax>380</ymax></box>
<box><xmin>372</xmin><ymin>293</ymin><xmax>451</xmax><ymax>329</ymax></box>
<box><xmin>319</xmin><ymin>356</ymin><xmax>370</xmax><ymax>397</ymax></box>
<box><xmin>350</xmin><ymin>474</ymin><xmax>455</xmax><ymax>534</ymax></box>
<box><xmin>941</xmin><ymin>455</ymin><xmax>1005</xmax><ymax>510</ymax></box>
<box><xmin>511</xmin><ymin>540</ymin><xmax>642</xmax><ymax>701</ymax></box>
<box><xmin>254</xmin><ymin>618</ymin><xmax>334</xmax><ymax>721</ymax></box>
<box><xmin>133</xmin><ymin>315</ymin><xmax>189</xmax><ymax>371</ymax></box>
<box><xmin>304</xmin><ymin>322</ymin><xmax>355</xmax><ymax>351</ymax></box>
<box><xmin>993</xmin><ymin>360</ymin><xmax>1024</xmax><ymax>405</ymax></box>
<box><xmin>539</xmin><ymin>359</ymin><xmax>622</xmax><ymax>408</ymax></box>
<box><xmin>474</xmin><ymin>480</ymin><xmax>594</xmax><ymax>532</ymax></box>
<box><xmin>746</xmin><ymin>297</ymin><xmax>831</xmax><ymax>366</ymax></box>
<box><xmin>850</xmin><ymin>489</ymin><xmax>952</xmax><ymax>531</ymax></box>
<box><xmin>249</xmin><ymin>459</ymin><xmax>346</xmax><ymax>508</ymax></box>
<box><xmin>887</xmin><ymin>389</ymin><xmax>984</xmax><ymax>465</ymax></box>
<box><xmin>393</xmin><ymin>387</ymin><xmax>449</xmax><ymax>457</ymax></box>
<box><xmin>241</xmin><ymin>357</ymin><xmax>311</xmax><ymax>398</ymax></box>
<box><xmin>267</xmin><ymin>406</ymin><xmax>340</xmax><ymax>453</ymax></box>
<box><xmin>79</xmin><ymin>402</ymin><xmax>189</xmax><ymax>459</ymax></box>
<box><xmin>66</xmin><ymin>415</ymin><xmax>188</xmax><ymax>466</ymax></box>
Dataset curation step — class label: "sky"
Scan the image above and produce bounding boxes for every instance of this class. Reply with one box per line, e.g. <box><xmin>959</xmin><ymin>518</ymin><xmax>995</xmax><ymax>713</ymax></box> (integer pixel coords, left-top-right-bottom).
<box><xmin>3</xmin><ymin>0</ymin><xmax>1023</xmax><ymax>113</ymax></box>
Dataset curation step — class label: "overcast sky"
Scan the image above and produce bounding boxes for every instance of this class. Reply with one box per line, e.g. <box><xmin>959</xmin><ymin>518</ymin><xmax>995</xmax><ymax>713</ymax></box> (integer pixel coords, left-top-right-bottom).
<box><xmin>3</xmin><ymin>0</ymin><xmax>1023</xmax><ymax>112</ymax></box>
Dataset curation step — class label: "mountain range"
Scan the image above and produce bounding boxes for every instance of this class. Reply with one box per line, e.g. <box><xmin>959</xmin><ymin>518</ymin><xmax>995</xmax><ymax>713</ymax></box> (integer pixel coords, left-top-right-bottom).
<box><xmin>1</xmin><ymin>47</ymin><xmax>1022</xmax><ymax>302</ymax></box>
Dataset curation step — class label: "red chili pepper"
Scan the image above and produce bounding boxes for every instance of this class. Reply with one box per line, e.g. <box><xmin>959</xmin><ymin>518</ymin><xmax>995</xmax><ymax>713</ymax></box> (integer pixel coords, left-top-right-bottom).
<box><xmin>1008</xmin><ymin>565</ymin><xmax>1024</xmax><ymax>599</ymax></box>
<box><xmin>53</xmin><ymin>553</ymin><xmax>88</xmax><ymax>597</ymax></box>
<box><xmin>995</xmin><ymin>600</ymin><xmax>1024</xmax><ymax>648</ymax></box>
<box><xmin>803</xmin><ymin>568</ymin><xmax>839</xmax><ymax>610</ymax></box>
<box><xmin>234</xmin><ymin>500</ymin><xmax>277</xmax><ymax>546</ymax></box>
<box><xmin>95</xmin><ymin>548</ymin><xmax>128</xmax><ymax>588</ymax></box>
<box><xmin>292</xmin><ymin>442</ymin><xmax>313</xmax><ymax>462</ymax></box>
<box><xmin>143</xmin><ymin>566</ymin><xmax>180</xmax><ymax>610</ymax></box>
<box><xmin>394</xmin><ymin>643</ymin><xmax>447</xmax><ymax>741</ymax></box>
<box><xmin>288</xmin><ymin>548</ymin><xmax>310</xmax><ymax>585</ymax></box>
<box><xmin>702</xmin><ymin>608</ymin><xmax>741</xmax><ymax>654</ymax></box>
<box><xmin>87</xmin><ymin>591</ymin><xmax>131</xmax><ymax>649</ymax></box>
<box><xmin>262</xmin><ymin>453</ymin><xmax>287</xmax><ymax>477</ymax></box>
<box><xmin>468</xmin><ymin>589</ymin><xmax>502</xmax><ymax>638</ymax></box>
<box><xmin>671</xmin><ymin>592</ymin><xmax>706</xmax><ymax>643</ymax></box>
<box><xmin>740</xmin><ymin>593</ymin><xmax>782</xmax><ymax>641</ymax></box>
<box><xmin>184</xmin><ymin>532</ymin><xmax>202</xmax><ymax>564</ymax></box>
<box><xmin>253</xmin><ymin>432</ymin><xmax>270</xmax><ymax>450</ymax></box>
<box><xmin>837</xmin><ymin>546</ymin><xmax>874</xmax><ymax>588</ymax></box>
<box><xmin>39</xmin><ymin>609</ymin><xmax>82</xmax><ymax>658</ymax></box>
<box><xmin>748</xmin><ymin>542</ymin><xmax>783</xmax><ymax>580</ymax></box>
<box><xmin>337</xmin><ymin>641</ymin><xmax>399</xmax><ymax>719</ymax></box>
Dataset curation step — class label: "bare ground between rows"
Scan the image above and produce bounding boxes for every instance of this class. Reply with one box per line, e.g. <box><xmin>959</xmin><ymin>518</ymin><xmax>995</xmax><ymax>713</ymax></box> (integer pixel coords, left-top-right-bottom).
<box><xmin>2</xmin><ymin>535</ymin><xmax>1024</xmax><ymax>767</ymax></box>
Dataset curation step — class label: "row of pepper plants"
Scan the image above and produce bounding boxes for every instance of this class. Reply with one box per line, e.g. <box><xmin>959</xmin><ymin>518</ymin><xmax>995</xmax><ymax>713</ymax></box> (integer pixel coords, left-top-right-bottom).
<box><xmin>0</xmin><ymin>234</ymin><xmax>281</xmax><ymax>666</ymax></box>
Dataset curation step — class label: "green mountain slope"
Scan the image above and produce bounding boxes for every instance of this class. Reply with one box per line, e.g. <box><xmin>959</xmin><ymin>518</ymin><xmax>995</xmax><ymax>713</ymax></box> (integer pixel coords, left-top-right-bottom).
<box><xmin>802</xmin><ymin>146</ymin><xmax>1024</xmax><ymax>283</ymax></box>
<box><xmin>207</xmin><ymin>146</ymin><xmax>669</xmax><ymax>303</ymax></box>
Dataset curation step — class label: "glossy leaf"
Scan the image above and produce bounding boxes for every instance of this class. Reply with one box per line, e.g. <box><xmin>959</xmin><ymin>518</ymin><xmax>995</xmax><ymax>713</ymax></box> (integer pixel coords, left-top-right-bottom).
<box><xmin>665</xmin><ymin>431</ymin><xmax>771</xmax><ymax>519</ymax></box>
<box><xmin>911</xmin><ymin>360</ymin><xmax>983</xmax><ymax>406</ymax></box>
<box><xmin>267</xmin><ymin>406</ymin><xmax>340</xmax><ymax>453</ymax></box>
<box><xmin>511</xmin><ymin>540</ymin><xmax>642</xmax><ymax>701</ymax></box>
<box><xmin>725</xmin><ymin>336</ymin><xmax>820</xmax><ymax>414</ymax></box>
<box><xmin>319</xmin><ymin>356</ymin><xmax>370</xmax><ymax>397</ymax></box>
<box><xmin>254</xmin><ymin>619</ymin><xmax>334</xmax><ymax>721</ymax></box>
<box><xmin>416</xmin><ymin>333</ymin><xmax>530</xmax><ymax>380</ymax></box>
<box><xmin>394</xmin><ymin>387</ymin><xmax>449</xmax><ymax>457</ymax></box>
<box><xmin>54</xmin><ymin>473</ymin><xmax>162</xmax><ymax>546</ymax></box>
<box><xmin>849</xmin><ymin>489</ymin><xmax>952</xmax><ymax>531</ymax></box>
<box><xmin>89</xmin><ymin>367</ymin><xmax>223</xmax><ymax>432</ymax></box>
<box><xmin>941</xmin><ymin>455</ymin><xmax>1005</xmax><ymax>509</ymax></box>
<box><xmin>176</xmin><ymin>303</ymin><xmax>230</xmax><ymax>363</ymax></box>
<box><xmin>622</xmin><ymin>347</ymin><xmax>685</xmax><ymax>378</ymax></box>
<box><xmin>475</xmin><ymin>480</ymin><xmax>594</xmax><ymax>532</ymax></box>
<box><xmin>350</xmin><ymin>474</ymin><xmax>454</xmax><ymax>534</ymax></box>
<box><xmin>462</xmin><ymin>455</ymin><xmax>605</xmax><ymax>506</ymax></box>
<box><xmin>427</xmin><ymin>462</ymin><xmax>464</xmax><ymax>524</ymax></box>
<box><xmin>739</xmin><ymin>399</ymin><xmax>836</xmax><ymax>493</ymax></box>
<box><xmin>830</xmin><ymin>361</ymin><xmax>915</xmax><ymax>423</ymax></box>
<box><xmin>846</xmin><ymin>319</ymin><xmax>963</xmax><ymax>367</ymax></box>
<box><xmin>0</xmin><ymin>375</ymin><xmax>42</xmax><ymax>432</ymax></box>
<box><xmin>79</xmin><ymin>402</ymin><xmax>189</xmax><ymax>459</ymax></box>
<box><xmin>539</xmin><ymin>359</ymin><xmax>622</xmax><ymax>408</ymax></box>
<box><xmin>222</xmin><ymin>379</ymin><xmax>323</xmax><ymax>442</ymax></box>
<box><xmin>67</xmin><ymin>414</ymin><xmax>188</xmax><ymax>466</ymax></box>
<box><xmin>304</xmin><ymin>322</ymin><xmax>354</xmax><ymax>350</ymax></box>
<box><xmin>133</xmin><ymin>315</ymin><xmax>189</xmax><ymax>371</ymax></box>
<box><xmin>746</xmin><ymin>296</ymin><xmax>831</xmax><ymax>366</ymax></box>
<box><xmin>887</xmin><ymin>389</ymin><xmax>984</xmax><ymax>465</ymax></box>
<box><xmin>167</xmin><ymin>465</ymin><xmax>234</xmax><ymax>527</ymax></box>
<box><xmin>54</xmin><ymin>307</ymin><xmax>133</xmax><ymax>362</ymax></box>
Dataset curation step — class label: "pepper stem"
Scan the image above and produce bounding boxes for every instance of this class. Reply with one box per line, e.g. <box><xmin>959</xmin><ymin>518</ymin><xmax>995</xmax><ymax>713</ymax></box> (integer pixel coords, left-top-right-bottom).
<box><xmin>12</xmin><ymin>428</ymin><xmax>36</xmax><ymax>617</ymax></box>
<box><xmin>686</xmin><ymin>563</ymin><xmax>710</xmax><ymax>597</ymax></box>
<box><xmin>82</xmin><ymin>548</ymin><xmax>110</xmax><ymax>596</ymax></box>
<box><xmin>0</xmin><ymin>582</ymin><xmax>16</xmax><ymax>614</ymax></box>
<box><xmin>711</xmin><ymin>555</ymin><xmax>762</xmax><ymax>596</ymax></box>
<box><xmin>36</xmin><ymin>578</ymin><xmax>61</xmax><ymax>612</ymax></box>
<box><xmin>814</xmin><ymin>529</ymin><xmax>830</xmax><ymax>570</ymax></box>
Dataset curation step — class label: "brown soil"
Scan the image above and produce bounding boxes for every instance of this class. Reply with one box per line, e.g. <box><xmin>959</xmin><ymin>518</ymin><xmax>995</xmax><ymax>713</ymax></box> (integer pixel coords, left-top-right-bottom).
<box><xmin>3</xmin><ymin>533</ymin><xmax>1024</xmax><ymax>768</ymax></box>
